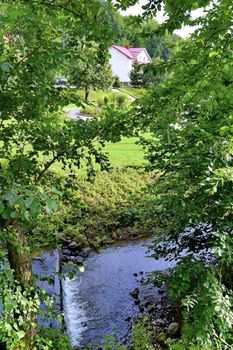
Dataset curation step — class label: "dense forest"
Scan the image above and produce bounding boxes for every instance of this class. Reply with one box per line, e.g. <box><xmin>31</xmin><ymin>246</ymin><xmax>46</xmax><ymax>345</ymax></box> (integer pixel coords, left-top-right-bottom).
<box><xmin>0</xmin><ymin>0</ymin><xmax>232</xmax><ymax>350</ymax></box>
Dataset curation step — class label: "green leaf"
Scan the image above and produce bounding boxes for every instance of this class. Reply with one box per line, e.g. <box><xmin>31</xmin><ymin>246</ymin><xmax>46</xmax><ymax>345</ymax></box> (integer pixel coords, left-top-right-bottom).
<box><xmin>5</xmin><ymin>323</ymin><xmax>12</xmax><ymax>332</ymax></box>
<box><xmin>78</xmin><ymin>265</ymin><xmax>85</xmax><ymax>273</ymax></box>
<box><xmin>0</xmin><ymin>61</ymin><xmax>11</xmax><ymax>73</ymax></box>
<box><xmin>17</xmin><ymin>330</ymin><xmax>25</xmax><ymax>339</ymax></box>
<box><xmin>46</xmin><ymin>199</ymin><xmax>58</xmax><ymax>214</ymax></box>
<box><xmin>24</xmin><ymin>197</ymin><xmax>34</xmax><ymax>208</ymax></box>
<box><xmin>23</xmin><ymin>211</ymin><xmax>30</xmax><ymax>221</ymax></box>
<box><xmin>2</xmin><ymin>207</ymin><xmax>12</xmax><ymax>219</ymax></box>
<box><xmin>0</xmin><ymin>201</ymin><xmax>5</xmax><ymax>214</ymax></box>
<box><xmin>10</xmin><ymin>210</ymin><xmax>18</xmax><ymax>219</ymax></box>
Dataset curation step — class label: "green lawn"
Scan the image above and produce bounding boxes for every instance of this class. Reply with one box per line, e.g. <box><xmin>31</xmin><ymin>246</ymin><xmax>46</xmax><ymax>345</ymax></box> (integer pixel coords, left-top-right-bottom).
<box><xmin>104</xmin><ymin>136</ymin><xmax>146</xmax><ymax>167</ymax></box>
<box><xmin>65</xmin><ymin>88</ymin><xmax>147</xmax><ymax>111</ymax></box>
<box><xmin>2</xmin><ymin>135</ymin><xmax>146</xmax><ymax>178</ymax></box>
<box><xmin>66</xmin><ymin>90</ymin><xmax>114</xmax><ymax>109</ymax></box>
<box><xmin>50</xmin><ymin>136</ymin><xmax>147</xmax><ymax>177</ymax></box>
<box><xmin>61</xmin><ymin>88</ymin><xmax>149</xmax><ymax>175</ymax></box>
<box><xmin>74</xmin><ymin>88</ymin><xmax>147</xmax><ymax>101</ymax></box>
<box><xmin>74</xmin><ymin>89</ymin><xmax>113</xmax><ymax>101</ymax></box>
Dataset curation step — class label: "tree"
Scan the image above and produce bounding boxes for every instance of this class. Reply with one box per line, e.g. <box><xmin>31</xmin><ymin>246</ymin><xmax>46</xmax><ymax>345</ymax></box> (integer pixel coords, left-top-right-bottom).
<box><xmin>106</xmin><ymin>3</ymin><xmax>129</xmax><ymax>46</ymax></box>
<box><xmin>142</xmin><ymin>57</ymin><xmax>165</xmax><ymax>87</ymax></box>
<box><xmin>109</xmin><ymin>10</ymin><xmax>181</xmax><ymax>60</ymax></box>
<box><xmin>67</xmin><ymin>46</ymin><xmax>113</xmax><ymax>101</ymax></box>
<box><xmin>124</xmin><ymin>17</ymin><xmax>181</xmax><ymax>60</ymax></box>
<box><xmin>130</xmin><ymin>62</ymin><xmax>143</xmax><ymax>87</ymax></box>
<box><xmin>0</xmin><ymin>1</ymin><xmax>131</xmax><ymax>348</ymax></box>
<box><xmin>135</xmin><ymin>0</ymin><xmax>233</xmax><ymax>347</ymax></box>
<box><xmin>113</xmin><ymin>75</ymin><xmax>121</xmax><ymax>88</ymax></box>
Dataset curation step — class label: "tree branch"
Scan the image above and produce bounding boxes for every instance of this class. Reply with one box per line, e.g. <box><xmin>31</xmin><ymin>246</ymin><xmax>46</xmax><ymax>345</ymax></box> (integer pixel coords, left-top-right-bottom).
<box><xmin>1</xmin><ymin>28</ymin><xmax>76</xmax><ymax>91</ymax></box>
<box><xmin>35</xmin><ymin>154</ymin><xmax>59</xmax><ymax>183</ymax></box>
<box><xmin>1</xmin><ymin>42</ymin><xmax>46</xmax><ymax>91</ymax></box>
<box><xmin>37</xmin><ymin>0</ymin><xmax>85</xmax><ymax>17</ymax></box>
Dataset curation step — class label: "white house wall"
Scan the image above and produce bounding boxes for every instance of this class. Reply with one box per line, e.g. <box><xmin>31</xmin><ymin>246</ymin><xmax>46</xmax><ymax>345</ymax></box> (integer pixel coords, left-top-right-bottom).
<box><xmin>136</xmin><ymin>51</ymin><xmax>151</xmax><ymax>64</ymax></box>
<box><xmin>109</xmin><ymin>47</ymin><xmax>132</xmax><ymax>83</ymax></box>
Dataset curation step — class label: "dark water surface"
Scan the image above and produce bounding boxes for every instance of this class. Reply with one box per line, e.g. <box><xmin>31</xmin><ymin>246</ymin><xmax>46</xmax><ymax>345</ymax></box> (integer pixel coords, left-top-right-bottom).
<box><xmin>62</xmin><ymin>238</ymin><xmax>173</xmax><ymax>348</ymax></box>
<box><xmin>32</xmin><ymin>250</ymin><xmax>61</xmax><ymax>326</ymax></box>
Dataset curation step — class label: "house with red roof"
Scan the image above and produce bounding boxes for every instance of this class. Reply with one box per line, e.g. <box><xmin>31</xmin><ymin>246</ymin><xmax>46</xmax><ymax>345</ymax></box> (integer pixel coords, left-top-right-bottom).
<box><xmin>109</xmin><ymin>45</ymin><xmax>152</xmax><ymax>85</ymax></box>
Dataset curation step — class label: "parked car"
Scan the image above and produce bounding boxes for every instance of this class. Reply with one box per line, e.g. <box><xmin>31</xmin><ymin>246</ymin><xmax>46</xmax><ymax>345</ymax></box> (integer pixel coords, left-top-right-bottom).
<box><xmin>54</xmin><ymin>77</ymin><xmax>67</xmax><ymax>87</ymax></box>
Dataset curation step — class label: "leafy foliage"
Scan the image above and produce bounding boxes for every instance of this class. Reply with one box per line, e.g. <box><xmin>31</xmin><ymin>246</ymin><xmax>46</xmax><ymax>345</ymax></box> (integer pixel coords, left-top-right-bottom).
<box><xmin>33</xmin><ymin>328</ymin><xmax>72</xmax><ymax>350</ymax></box>
<box><xmin>98</xmin><ymin>322</ymin><xmax>155</xmax><ymax>350</ymax></box>
<box><xmin>131</xmin><ymin>322</ymin><xmax>154</xmax><ymax>350</ymax></box>
<box><xmin>135</xmin><ymin>0</ymin><xmax>233</xmax><ymax>348</ymax></box>
<box><xmin>0</xmin><ymin>0</ymin><xmax>138</xmax><ymax>347</ymax></box>
<box><xmin>142</xmin><ymin>57</ymin><xmax>167</xmax><ymax>87</ymax></box>
<box><xmin>0</xmin><ymin>182</ymin><xmax>59</xmax><ymax>223</ymax></box>
<box><xmin>99</xmin><ymin>334</ymin><xmax>127</xmax><ymax>350</ymax></box>
<box><xmin>115</xmin><ymin>0</ymin><xmax>212</xmax><ymax>33</ymax></box>
<box><xmin>0</xmin><ymin>259</ymin><xmax>66</xmax><ymax>350</ymax></box>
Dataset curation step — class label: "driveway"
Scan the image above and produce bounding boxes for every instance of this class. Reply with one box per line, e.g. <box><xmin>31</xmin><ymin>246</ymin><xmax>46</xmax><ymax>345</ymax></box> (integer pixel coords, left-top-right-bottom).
<box><xmin>64</xmin><ymin>107</ymin><xmax>94</xmax><ymax>121</ymax></box>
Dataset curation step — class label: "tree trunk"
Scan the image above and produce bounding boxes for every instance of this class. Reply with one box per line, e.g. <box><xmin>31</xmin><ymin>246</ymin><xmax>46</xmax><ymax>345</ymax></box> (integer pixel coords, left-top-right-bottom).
<box><xmin>85</xmin><ymin>88</ymin><xmax>90</xmax><ymax>101</ymax></box>
<box><xmin>7</xmin><ymin>225</ymin><xmax>32</xmax><ymax>286</ymax></box>
<box><xmin>7</xmin><ymin>224</ymin><xmax>36</xmax><ymax>350</ymax></box>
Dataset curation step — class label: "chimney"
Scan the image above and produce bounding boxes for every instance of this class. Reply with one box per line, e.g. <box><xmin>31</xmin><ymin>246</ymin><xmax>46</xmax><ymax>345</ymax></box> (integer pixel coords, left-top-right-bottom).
<box><xmin>124</xmin><ymin>45</ymin><xmax>129</xmax><ymax>49</ymax></box>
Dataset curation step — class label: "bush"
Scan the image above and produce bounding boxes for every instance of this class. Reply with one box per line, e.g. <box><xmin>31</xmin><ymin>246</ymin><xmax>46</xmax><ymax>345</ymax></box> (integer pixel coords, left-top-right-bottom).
<box><xmin>96</xmin><ymin>93</ymin><xmax>130</xmax><ymax>110</ymax></box>
<box><xmin>151</xmin><ymin>255</ymin><xmax>233</xmax><ymax>349</ymax></box>
<box><xmin>131</xmin><ymin>322</ymin><xmax>155</xmax><ymax>350</ymax></box>
<box><xmin>107</xmin><ymin>93</ymin><xmax>130</xmax><ymax>110</ymax></box>
<box><xmin>104</xmin><ymin>96</ymin><xmax>109</xmax><ymax>105</ymax></box>
<box><xmin>34</xmin><ymin>328</ymin><xmax>72</xmax><ymax>350</ymax></box>
<box><xmin>99</xmin><ymin>323</ymin><xmax>155</xmax><ymax>350</ymax></box>
<box><xmin>113</xmin><ymin>75</ymin><xmax>121</xmax><ymax>88</ymax></box>
<box><xmin>116</xmin><ymin>94</ymin><xmax>127</xmax><ymax>108</ymax></box>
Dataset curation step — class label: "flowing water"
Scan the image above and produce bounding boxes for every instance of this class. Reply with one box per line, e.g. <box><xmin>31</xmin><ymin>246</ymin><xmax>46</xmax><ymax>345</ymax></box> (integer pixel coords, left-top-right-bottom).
<box><xmin>61</xmin><ymin>238</ymin><xmax>173</xmax><ymax>348</ymax></box>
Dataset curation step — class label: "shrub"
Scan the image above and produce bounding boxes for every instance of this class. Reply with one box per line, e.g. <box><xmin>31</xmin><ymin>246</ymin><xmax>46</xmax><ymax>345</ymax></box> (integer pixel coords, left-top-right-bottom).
<box><xmin>131</xmin><ymin>322</ymin><xmax>154</xmax><ymax>350</ymax></box>
<box><xmin>34</xmin><ymin>328</ymin><xmax>72</xmax><ymax>350</ymax></box>
<box><xmin>116</xmin><ymin>94</ymin><xmax>127</xmax><ymax>108</ymax></box>
<box><xmin>113</xmin><ymin>75</ymin><xmax>121</xmax><ymax>88</ymax></box>
<box><xmin>99</xmin><ymin>323</ymin><xmax>154</xmax><ymax>350</ymax></box>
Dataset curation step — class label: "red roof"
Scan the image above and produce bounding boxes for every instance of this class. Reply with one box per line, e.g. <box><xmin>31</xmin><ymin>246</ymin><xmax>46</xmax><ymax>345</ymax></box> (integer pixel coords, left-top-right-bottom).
<box><xmin>128</xmin><ymin>48</ymin><xmax>144</xmax><ymax>59</ymax></box>
<box><xmin>111</xmin><ymin>45</ymin><xmax>151</xmax><ymax>63</ymax></box>
<box><xmin>111</xmin><ymin>45</ymin><xmax>134</xmax><ymax>59</ymax></box>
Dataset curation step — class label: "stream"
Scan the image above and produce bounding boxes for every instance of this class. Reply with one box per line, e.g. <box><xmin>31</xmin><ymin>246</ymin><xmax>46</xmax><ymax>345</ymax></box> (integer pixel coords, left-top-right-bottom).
<box><xmin>33</xmin><ymin>237</ymin><xmax>174</xmax><ymax>349</ymax></box>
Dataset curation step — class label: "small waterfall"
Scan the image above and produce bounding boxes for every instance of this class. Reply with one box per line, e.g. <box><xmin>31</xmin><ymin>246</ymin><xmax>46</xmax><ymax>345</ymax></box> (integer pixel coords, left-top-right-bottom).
<box><xmin>62</xmin><ymin>238</ymin><xmax>173</xmax><ymax>348</ymax></box>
